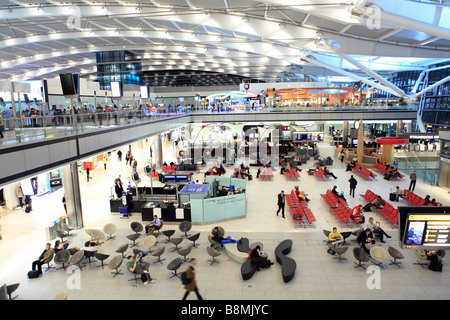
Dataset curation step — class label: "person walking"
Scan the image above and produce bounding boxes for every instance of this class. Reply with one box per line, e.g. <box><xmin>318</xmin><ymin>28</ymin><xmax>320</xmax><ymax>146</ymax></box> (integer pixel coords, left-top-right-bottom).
<box><xmin>62</xmin><ymin>194</ymin><xmax>67</xmax><ymax>214</ymax></box>
<box><xmin>103</xmin><ymin>156</ymin><xmax>107</xmax><ymax>170</ymax></box>
<box><xmin>182</xmin><ymin>258</ymin><xmax>203</xmax><ymax>300</ymax></box>
<box><xmin>276</xmin><ymin>190</ymin><xmax>286</xmax><ymax>218</ymax></box>
<box><xmin>86</xmin><ymin>167</ymin><xmax>90</xmax><ymax>182</ymax></box>
<box><xmin>409</xmin><ymin>170</ymin><xmax>417</xmax><ymax>192</ymax></box>
<box><xmin>0</xmin><ymin>112</ymin><xmax>4</xmax><ymax>138</ymax></box>
<box><xmin>348</xmin><ymin>175</ymin><xmax>358</xmax><ymax>198</ymax></box>
<box><xmin>117</xmin><ymin>150</ymin><xmax>122</xmax><ymax>162</ymax></box>
<box><xmin>16</xmin><ymin>185</ymin><xmax>24</xmax><ymax>208</ymax></box>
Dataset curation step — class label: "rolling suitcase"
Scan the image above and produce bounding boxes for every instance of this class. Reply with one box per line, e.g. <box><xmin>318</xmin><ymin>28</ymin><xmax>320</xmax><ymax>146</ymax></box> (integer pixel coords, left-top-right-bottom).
<box><xmin>389</xmin><ymin>193</ymin><xmax>396</xmax><ymax>201</ymax></box>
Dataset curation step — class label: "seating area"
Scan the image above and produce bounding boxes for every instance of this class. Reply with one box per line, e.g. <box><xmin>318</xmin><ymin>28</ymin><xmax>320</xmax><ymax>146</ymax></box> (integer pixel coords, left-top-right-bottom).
<box><xmin>320</xmin><ymin>189</ymin><xmax>353</xmax><ymax>225</ymax></box>
<box><xmin>24</xmin><ymin>220</ymin><xmax>230</xmax><ymax>291</ymax></box>
<box><xmin>359</xmin><ymin>189</ymin><xmax>399</xmax><ymax>225</ymax></box>
<box><xmin>286</xmin><ymin>190</ymin><xmax>316</xmax><ymax>227</ymax></box>
<box><xmin>401</xmin><ymin>190</ymin><xmax>440</xmax><ymax>206</ymax></box>
<box><xmin>283</xmin><ymin>167</ymin><xmax>300</xmax><ymax>180</ymax></box>
<box><xmin>312</xmin><ymin>165</ymin><xmax>332</xmax><ymax>180</ymax></box>
<box><xmin>374</xmin><ymin>163</ymin><xmax>405</xmax><ymax>180</ymax></box>
<box><xmin>351</xmin><ymin>163</ymin><xmax>377</xmax><ymax>180</ymax></box>
<box><xmin>161</xmin><ymin>165</ymin><xmax>177</xmax><ymax>173</ymax></box>
<box><xmin>274</xmin><ymin>240</ymin><xmax>296</xmax><ymax>283</ymax></box>
<box><xmin>259</xmin><ymin>167</ymin><xmax>274</xmax><ymax>180</ymax></box>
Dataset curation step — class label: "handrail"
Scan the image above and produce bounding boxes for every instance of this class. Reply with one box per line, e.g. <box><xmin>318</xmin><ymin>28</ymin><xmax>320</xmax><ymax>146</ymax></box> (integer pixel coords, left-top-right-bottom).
<box><xmin>0</xmin><ymin>104</ymin><xmax>417</xmax><ymax>147</ymax></box>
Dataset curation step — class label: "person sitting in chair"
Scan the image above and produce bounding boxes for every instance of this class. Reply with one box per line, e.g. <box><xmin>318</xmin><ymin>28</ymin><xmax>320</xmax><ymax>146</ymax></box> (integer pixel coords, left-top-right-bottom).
<box><xmin>393</xmin><ymin>186</ymin><xmax>405</xmax><ymax>201</ymax></box>
<box><xmin>351</xmin><ymin>204</ymin><xmax>365</xmax><ymax>223</ymax></box>
<box><xmin>357</xmin><ymin>228</ymin><xmax>375</xmax><ymax>255</ymax></box>
<box><xmin>363</xmin><ymin>196</ymin><xmax>382</xmax><ymax>212</ymax></box>
<box><xmin>209</xmin><ymin>227</ymin><xmax>239</xmax><ymax>247</ymax></box>
<box><xmin>346</xmin><ymin>159</ymin><xmax>357</xmax><ymax>171</ymax></box>
<box><xmin>324</xmin><ymin>167</ymin><xmax>337</xmax><ymax>179</ymax></box>
<box><xmin>331</xmin><ymin>186</ymin><xmax>346</xmax><ymax>202</ymax></box>
<box><xmin>145</xmin><ymin>215</ymin><xmax>162</xmax><ymax>234</ymax></box>
<box><xmin>328</xmin><ymin>227</ymin><xmax>344</xmax><ymax>247</ymax></box>
<box><xmin>249</xmin><ymin>245</ymin><xmax>274</xmax><ymax>270</ymax></box>
<box><xmin>384</xmin><ymin>167</ymin><xmax>398</xmax><ymax>180</ymax></box>
<box><xmin>366</xmin><ymin>217</ymin><xmax>391</xmax><ymax>243</ymax></box>
<box><xmin>126</xmin><ymin>255</ymin><xmax>155</xmax><ymax>284</ymax></box>
<box><xmin>31</xmin><ymin>243</ymin><xmax>54</xmax><ymax>276</ymax></box>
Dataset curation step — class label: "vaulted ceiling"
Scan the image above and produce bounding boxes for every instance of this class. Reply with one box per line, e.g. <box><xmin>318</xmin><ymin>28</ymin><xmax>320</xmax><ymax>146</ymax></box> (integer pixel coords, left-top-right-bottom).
<box><xmin>0</xmin><ymin>0</ymin><xmax>449</xmax><ymax>86</ymax></box>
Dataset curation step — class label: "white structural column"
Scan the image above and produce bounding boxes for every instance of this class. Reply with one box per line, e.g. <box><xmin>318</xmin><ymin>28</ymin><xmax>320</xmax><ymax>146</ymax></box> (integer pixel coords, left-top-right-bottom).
<box><xmin>63</xmin><ymin>162</ymin><xmax>84</xmax><ymax>229</ymax></box>
<box><xmin>154</xmin><ymin>134</ymin><xmax>163</xmax><ymax>170</ymax></box>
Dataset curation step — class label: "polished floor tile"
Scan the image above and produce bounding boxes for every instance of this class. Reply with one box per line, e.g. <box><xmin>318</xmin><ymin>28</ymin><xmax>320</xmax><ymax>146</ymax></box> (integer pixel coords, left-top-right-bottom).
<box><xmin>0</xmin><ymin>135</ymin><xmax>449</xmax><ymax>300</ymax></box>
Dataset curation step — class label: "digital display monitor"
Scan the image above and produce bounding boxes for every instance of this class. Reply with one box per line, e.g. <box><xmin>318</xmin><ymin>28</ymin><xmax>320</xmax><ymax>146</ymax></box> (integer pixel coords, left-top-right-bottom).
<box><xmin>144</xmin><ymin>165</ymin><xmax>151</xmax><ymax>174</ymax></box>
<box><xmin>164</xmin><ymin>175</ymin><xmax>177</xmax><ymax>183</ymax></box>
<box><xmin>293</xmin><ymin>132</ymin><xmax>324</xmax><ymax>142</ymax></box>
<box><xmin>352</xmin><ymin>139</ymin><xmax>358</xmax><ymax>145</ymax></box>
<box><xmin>111</xmin><ymin>81</ymin><xmax>122</xmax><ymax>98</ymax></box>
<box><xmin>59</xmin><ymin>74</ymin><xmax>77</xmax><ymax>96</ymax></box>
<box><xmin>176</xmin><ymin>175</ymin><xmax>189</xmax><ymax>182</ymax></box>
<box><xmin>399</xmin><ymin>207</ymin><xmax>450</xmax><ymax>249</ymax></box>
<box><xmin>20</xmin><ymin>178</ymin><xmax>36</xmax><ymax>196</ymax></box>
<box><xmin>140</xmin><ymin>86</ymin><xmax>149</xmax><ymax>99</ymax></box>
<box><xmin>132</xmin><ymin>172</ymin><xmax>139</xmax><ymax>181</ymax></box>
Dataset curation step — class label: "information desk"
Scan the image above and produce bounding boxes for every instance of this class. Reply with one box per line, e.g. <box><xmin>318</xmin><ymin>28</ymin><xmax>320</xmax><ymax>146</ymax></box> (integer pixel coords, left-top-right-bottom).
<box><xmin>110</xmin><ymin>200</ymin><xmax>191</xmax><ymax>222</ymax></box>
<box><xmin>179</xmin><ymin>178</ymin><xmax>247</xmax><ymax>224</ymax></box>
<box><xmin>141</xmin><ymin>202</ymin><xmax>191</xmax><ymax>222</ymax></box>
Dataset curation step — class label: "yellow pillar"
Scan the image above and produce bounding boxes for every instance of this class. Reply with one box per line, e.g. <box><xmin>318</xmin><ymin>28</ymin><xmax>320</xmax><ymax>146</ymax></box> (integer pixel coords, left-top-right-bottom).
<box><xmin>381</xmin><ymin>144</ymin><xmax>394</xmax><ymax>164</ymax></box>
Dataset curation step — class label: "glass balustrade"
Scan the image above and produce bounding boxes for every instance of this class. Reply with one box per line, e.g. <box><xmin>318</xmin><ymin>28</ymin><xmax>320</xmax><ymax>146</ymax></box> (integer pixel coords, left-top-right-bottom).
<box><xmin>0</xmin><ymin>104</ymin><xmax>417</xmax><ymax>147</ymax></box>
<box><xmin>393</xmin><ymin>151</ymin><xmax>440</xmax><ymax>186</ymax></box>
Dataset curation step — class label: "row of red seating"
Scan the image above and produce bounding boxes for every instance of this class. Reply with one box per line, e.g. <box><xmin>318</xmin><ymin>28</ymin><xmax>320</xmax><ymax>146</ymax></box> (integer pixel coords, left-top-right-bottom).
<box><xmin>359</xmin><ymin>189</ymin><xmax>398</xmax><ymax>224</ymax></box>
<box><xmin>287</xmin><ymin>190</ymin><xmax>316</xmax><ymax>226</ymax></box>
<box><xmin>313</xmin><ymin>166</ymin><xmax>332</xmax><ymax>180</ymax></box>
<box><xmin>352</xmin><ymin>163</ymin><xmax>377</xmax><ymax>179</ymax></box>
<box><xmin>320</xmin><ymin>189</ymin><xmax>352</xmax><ymax>224</ymax></box>
<box><xmin>259</xmin><ymin>167</ymin><xmax>274</xmax><ymax>180</ymax></box>
<box><xmin>402</xmin><ymin>190</ymin><xmax>439</xmax><ymax>206</ymax></box>
<box><xmin>374</xmin><ymin>163</ymin><xmax>405</xmax><ymax>180</ymax></box>
<box><xmin>162</xmin><ymin>165</ymin><xmax>177</xmax><ymax>171</ymax></box>
<box><xmin>284</xmin><ymin>168</ymin><xmax>300</xmax><ymax>180</ymax></box>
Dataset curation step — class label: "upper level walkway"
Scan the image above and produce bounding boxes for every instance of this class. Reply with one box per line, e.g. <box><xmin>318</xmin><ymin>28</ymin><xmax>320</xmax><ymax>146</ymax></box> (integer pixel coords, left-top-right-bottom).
<box><xmin>0</xmin><ymin>105</ymin><xmax>417</xmax><ymax>148</ymax></box>
<box><xmin>0</xmin><ymin>105</ymin><xmax>417</xmax><ymax>186</ymax></box>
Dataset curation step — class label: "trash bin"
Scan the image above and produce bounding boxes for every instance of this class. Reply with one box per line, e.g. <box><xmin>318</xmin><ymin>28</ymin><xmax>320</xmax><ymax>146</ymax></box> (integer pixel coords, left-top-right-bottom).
<box><xmin>46</xmin><ymin>223</ymin><xmax>56</xmax><ymax>241</ymax></box>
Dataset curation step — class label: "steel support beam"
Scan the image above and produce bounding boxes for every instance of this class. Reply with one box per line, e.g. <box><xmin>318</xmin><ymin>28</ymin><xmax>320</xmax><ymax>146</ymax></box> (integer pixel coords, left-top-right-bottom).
<box><xmin>411</xmin><ymin>75</ymin><xmax>450</xmax><ymax>99</ymax></box>
<box><xmin>338</xmin><ymin>54</ymin><xmax>408</xmax><ymax>98</ymax></box>
<box><xmin>305</xmin><ymin>56</ymin><xmax>404</xmax><ymax>98</ymax></box>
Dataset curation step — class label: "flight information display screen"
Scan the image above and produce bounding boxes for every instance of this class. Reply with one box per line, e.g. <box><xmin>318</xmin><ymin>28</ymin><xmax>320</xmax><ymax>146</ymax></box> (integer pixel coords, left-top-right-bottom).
<box><xmin>403</xmin><ymin>214</ymin><xmax>450</xmax><ymax>247</ymax></box>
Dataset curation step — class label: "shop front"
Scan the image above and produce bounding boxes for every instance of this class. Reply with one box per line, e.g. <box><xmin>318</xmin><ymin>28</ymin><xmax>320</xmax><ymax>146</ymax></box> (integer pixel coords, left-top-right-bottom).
<box><xmin>267</xmin><ymin>87</ymin><xmax>356</xmax><ymax>107</ymax></box>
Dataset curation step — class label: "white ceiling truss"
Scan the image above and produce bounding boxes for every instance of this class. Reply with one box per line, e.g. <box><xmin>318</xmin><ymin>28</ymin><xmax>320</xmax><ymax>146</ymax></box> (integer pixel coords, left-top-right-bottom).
<box><xmin>0</xmin><ymin>0</ymin><xmax>448</xmax><ymax>97</ymax></box>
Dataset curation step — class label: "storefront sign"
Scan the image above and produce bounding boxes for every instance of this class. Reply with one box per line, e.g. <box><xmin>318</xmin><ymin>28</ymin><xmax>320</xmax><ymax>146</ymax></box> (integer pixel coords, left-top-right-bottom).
<box><xmin>398</xmin><ymin>133</ymin><xmax>439</xmax><ymax>140</ymax></box>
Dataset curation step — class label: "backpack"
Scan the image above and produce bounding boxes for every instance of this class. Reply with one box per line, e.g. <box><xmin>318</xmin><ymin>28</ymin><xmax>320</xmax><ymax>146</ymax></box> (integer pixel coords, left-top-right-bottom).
<box><xmin>180</xmin><ymin>271</ymin><xmax>191</xmax><ymax>285</ymax></box>
<box><xmin>28</xmin><ymin>270</ymin><xmax>39</xmax><ymax>279</ymax></box>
